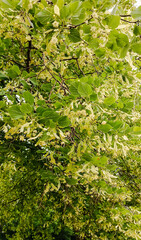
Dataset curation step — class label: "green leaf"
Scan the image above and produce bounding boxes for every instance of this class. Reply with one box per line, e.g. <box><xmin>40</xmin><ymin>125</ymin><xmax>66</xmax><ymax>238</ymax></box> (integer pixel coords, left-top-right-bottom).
<box><xmin>21</xmin><ymin>0</ymin><xmax>30</xmax><ymax>9</ymax></box>
<box><xmin>57</xmin><ymin>0</ymin><xmax>64</xmax><ymax>9</ymax></box>
<box><xmin>20</xmin><ymin>103</ymin><xmax>33</xmax><ymax>114</ymax></box>
<box><xmin>70</xmin><ymin>82</ymin><xmax>80</xmax><ymax>97</ymax></box>
<box><xmin>60</xmin><ymin>5</ymin><xmax>70</xmax><ymax>18</ymax></box>
<box><xmin>9</xmin><ymin>105</ymin><xmax>24</xmax><ymax>119</ymax></box>
<box><xmin>104</xmin><ymin>96</ymin><xmax>116</xmax><ymax>106</ymax></box>
<box><xmin>90</xmin><ymin>93</ymin><xmax>97</xmax><ymax>101</ymax></box>
<box><xmin>78</xmin><ymin>82</ymin><xmax>92</xmax><ymax>97</ymax></box>
<box><xmin>58</xmin><ymin>116</ymin><xmax>71</xmax><ymax>128</ymax></box>
<box><xmin>68</xmin><ymin>29</ymin><xmax>81</xmax><ymax>43</ymax></box>
<box><xmin>42</xmin><ymin>109</ymin><xmax>59</xmax><ymax>122</ymax></box>
<box><xmin>89</xmin><ymin>38</ymin><xmax>99</xmax><ymax>49</ymax></box>
<box><xmin>133</xmin><ymin>25</ymin><xmax>141</xmax><ymax>36</ymax></box>
<box><xmin>7</xmin><ymin>65</ymin><xmax>21</xmax><ymax>78</ymax></box>
<box><xmin>106</xmin><ymin>15</ymin><xmax>120</xmax><ymax>29</ymax></box>
<box><xmin>120</xmin><ymin>45</ymin><xmax>129</xmax><ymax>58</ymax></box>
<box><xmin>36</xmin><ymin>9</ymin><xmax>53</xmax><ymax>24</ymax></box>
<box><xmin>66</xmin><ymin>178</ymin><xmax>78</xmax><ymax>185</ymax></box>
<box><xmin>131</xmin><ymin>6</ymin><xmax>141</xmax><ymax>20</ymax></box>
<box><xmin>1</xmin><ymin>0</ymin><xmax>14</xmax><ymax>9</ymax></box>
<box><xmin>109</xmin><ymin>120</ymin><xmax>123</xmax><ymax>129</ymax></box>
<box><xmin>23</xmin><ymin>91</ymin><xmax>34</xmax><ymax>105</ymax></box>
<box><xmin>41</xmin><ymin>83</ymin><xmax>52</xmax><ymax>92</ymax></box>
<box><xmin>69</xmin><ymin>1</ymin><xmax>81</xmax><ymax>13</ymax></box>
<box><xmin>132</xmin><ymin>43</ymin><xmax>141</xmax><ymax>55</ymax></box>
<box><xmin>95</xmin><ymin>48</ymin><xmax>105</xmax><ymax>57</ymax></box>
<box><xmin>98</xmin><ymin>124</ymin><xmax>112</xmax><ymax>133</ymax></box>
<box><xmin>20</xmin><ymin>80</ymin><xmax>30</xmax><ymax>90</ymax></box>
<box><xmin>0</xmin><ymin>101</ymin><xmax>5</xmax><ymax>108</ymax></box>
<box><xmin>133</xmin><ymin>126</ymin><xmax>141</xmax><ymax>134</ymax></box>
<box><xmin>0</xmin><ymin>72</ymin><xmax>9</xmax><ymax>80</ymax></box>
<box><xmin>92</xmin><ymin>156</ymin><xmax>108</xmax><ymax>167</ymax></box>
<box><xmin>30</xmin><ymin>77</ymin><xmax>38</xmax><ymax>86</ymax></box>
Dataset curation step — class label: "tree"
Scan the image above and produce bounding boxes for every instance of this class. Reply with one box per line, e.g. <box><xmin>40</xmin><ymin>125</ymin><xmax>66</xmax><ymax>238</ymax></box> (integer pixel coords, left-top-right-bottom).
<box><xmin>0</xmin><ymin>0</ymin><xmax>141</xmax><ymax>239</ymax></box>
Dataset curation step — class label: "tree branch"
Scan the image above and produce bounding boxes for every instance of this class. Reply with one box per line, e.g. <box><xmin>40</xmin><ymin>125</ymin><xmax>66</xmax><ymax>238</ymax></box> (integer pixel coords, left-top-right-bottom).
<box><xmin>121</xmin><ymin>19</ymin><xmax>139</xmax><ymax>24</ymax></box>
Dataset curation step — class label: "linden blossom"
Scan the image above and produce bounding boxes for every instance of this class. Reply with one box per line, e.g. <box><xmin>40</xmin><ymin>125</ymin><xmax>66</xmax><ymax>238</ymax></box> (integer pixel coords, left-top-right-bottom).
<box><xmin>0</xmin><ymin>0</ymin><xmax>141</xmax><ymax>239</ymax></box>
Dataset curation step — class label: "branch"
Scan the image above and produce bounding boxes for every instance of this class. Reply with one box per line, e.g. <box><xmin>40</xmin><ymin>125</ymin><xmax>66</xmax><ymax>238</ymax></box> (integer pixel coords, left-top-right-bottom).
<box><xmin>121</xmin><ymin>18</ymin><xmax>139</xmax><ymax>24</ymax></box>
<box><xmin>0</xmin><ymin>54</ymin><xmax>26</xmax><ymax>68</ymax></box>
<box><xmin>67</xmin><ymin>16</ymin><xmax>93</xmax><ymax>29</ymax></box>
<box><xmin>47</xmin><ymin>68</ymin><xmax>70</xmax><ymax>93</ymax></box>
<box><xmin>60</xmin><ymin>57</ymin><xmax>78</xmax><ymax>61</ymax></box>
<box><xmin>120</xmin><ymin>15</ymin><xmax>131</xmax><ymax>17</ymax></box>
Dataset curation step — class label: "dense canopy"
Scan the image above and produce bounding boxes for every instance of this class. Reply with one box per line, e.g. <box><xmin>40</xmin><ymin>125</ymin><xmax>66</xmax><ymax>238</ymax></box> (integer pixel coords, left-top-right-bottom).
<box><xmin>0</xmin><ymin>0</ymin><xmax>141</xmax><ymax>239</ymax></box>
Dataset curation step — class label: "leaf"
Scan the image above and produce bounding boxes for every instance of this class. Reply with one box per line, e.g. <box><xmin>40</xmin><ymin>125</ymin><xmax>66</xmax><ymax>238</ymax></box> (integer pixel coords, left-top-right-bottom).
<box><xmin>131</xmin><ymin>6</ymin><xmax>141</xmax><ymax>20</ymax></box>
<box><xmin>66</xmin><ymin>177</ymin><xmax>78</xmax><ymax>185</ymax></box>
<box><xmin>0</xmin><ymin>101</ymin><xmax>5</xmax><ymax>108</ymax></box>
<box><xmin>69</xmin><ymin>1</ymin><xmax>81</xmax><ymax>13</ymax></box>
<box><xmin>68</xmin><ymin>29</ymin><xmax>81</xmax><ymax>43</ymax></box>
<box><xmin>92</xmin><ymin>156</ymin><xmax>108</xmax><ymax>167</ymax></box>
<box><xmin>116</xmin><ymin>33</ymin><xmax>129</xmax><ymax>48</ymax></box>
<box><xmin>58</xmin><ymin>116</ymin><xmax>71</xmax><ymax>128</ymax></box>
<box><xmin>0</xmin><ymin>72</ymin><xmax>9</xmax><ymax>80</ymax></box>
<box><xmin>132</xmin><ymin>43</ymin><xmax>141</xmax><ymax>55</ymax></box>
<box><xmin>133</xmin><ymin>25</ymin><xmax>141</xmax><ymax>36</ymax></box>
<box><xmin>21</xmin><ymin>0</ymin><xmax>30</xmax><ymax>10</ymax></box>
<box><xmin>107</xmin><ymin>15</ymin><xmax>120</xmax><ymax>29</ymax></box>
<box><xmin>90</xmin><ymin>93</ymin><xmax>97</xmax><ymax>101</ymax></box>
<box><xmin>36</xmin><ymin>9</ymin><xmax>53</xmax><ymax>24</ymax></box>
<box><xmin>70</xmin><ymin>82</ymin><xmax>80</xmax><ymax>97</ymax></box>
<box><xmin>54</xmin><ymin>5</ymin><xmax>60</xmax><ymax>16</ymax></box>
<box><xmin>98</xmin><ymin>124</ymin><xmax>112</xmax><ymax>133</ymax></box>
<box><xmin>89</xmin><ymin>38</ymin><xmax>99</xmax><ymax>49</ymax></box>
<box><xmin>95</xmin><ymin>48</ymin><xmax>105</xmax><ymax>57</ymax></box>
<box><xmin>20</xmin><ymin>80</ymin><xmax>30</xmax><ymax>89</ymax></box>
<box><xmin>109</xmin><ymin>120</ymin><xmax>123</xmax><ymax>129</ymax></box>
<box><xmin>20</xmin><ymin>103</ymin><xmax>33</xmax><ymax>114</ymax></box>
<box><xmin>78</xmin><ymin>82</ymin><xmax>92</xmax><ymax>97</ymax></box>
<box><xmin>104</xmin><ymin>96</ymin><xmax>116</xmax><ymax>106</ymax></box>
<box><xmin>23</xmin><ymin>91</ymin><xmax>34</xmax><ymax>105</ymax></box>
<box><xmin>9</xmin><ymin>105</ymin><xmax>24</xmax><ymax>119</ymax></box>
<box><xmin>7</xmin><ymin>65</ymin><xmax>21</xmax><ymax>78</ymax></box>
<box><xmin>133</xmin><ymin>126</ymin><xmax>141</xmax><ymax>134</ymax></box>
<box><xmin>30</xmin><ymin>77</ymin><xmax>38</xmax><ymax>86</ymax></box>
<box><xmin>1</xmin><ymin>0</ymin><xmax>14</xmax><ymax>9</ymax></box>
<box><xmin>42</xmin><ymin>109</ymin><xmax>59</xmax><ymax>122</ymax></box>
<box><xmin>57</xmin><ymin>0</ymin><xmax>64</xmax><ymax>9</ymax></box>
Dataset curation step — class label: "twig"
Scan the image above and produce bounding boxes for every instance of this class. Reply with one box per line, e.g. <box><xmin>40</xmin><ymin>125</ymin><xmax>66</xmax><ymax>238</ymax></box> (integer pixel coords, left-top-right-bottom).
<box><xmin>121</xmin><ymin>19</ymin><xmax>139</xmax><ymax>24</ymax></box>
<box><xmin>68</xmin><ymin>16</ymin><xmax>93</xmax><ymax>29</ymax></box>
<box><xmin>26</xmin><ymin>40</ymin><xmax>32</xmax><ymax>72</ymax></box>
<box><xmin>47</xmin><ymin>68</ymin><xmax>69</xmax><ymax>93</ymax></box>
<box><xmin>120</xmin><ymin>15</ymin><xmax>131</xmax><ymax>17</ymax></box>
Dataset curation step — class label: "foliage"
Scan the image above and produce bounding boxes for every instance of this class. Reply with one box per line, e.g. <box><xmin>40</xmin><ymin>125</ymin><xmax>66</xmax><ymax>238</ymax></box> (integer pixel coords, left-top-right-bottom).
<box><xmin>0</xmin><ymin>0</ymin><xmax>141</xmax><ymax>239</ymax></box>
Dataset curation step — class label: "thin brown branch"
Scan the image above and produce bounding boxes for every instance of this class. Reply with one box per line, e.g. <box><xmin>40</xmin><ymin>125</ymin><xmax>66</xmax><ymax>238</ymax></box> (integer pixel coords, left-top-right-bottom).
<box><xmin>68</xmin><ymin>16</ymin><xmax>93</xmax><ymax>29</ymax></box>
<box><xmin>121</xmin><ymin>18</ymin><xmax>139</xmax><ymax>24</ymax></box>
<box><xmin>26</xmin><ymin>40</ymin><xmax>32</xmax><ymax>72</ymax></box>
<box><xmin>120</xmin><ymin>15</ymin><xmax>131</xmax><ymax>17</ymax></box>
<box><xmin>60</xmin><ymin>57</ymin><xmax>78</xmax><ymax>61</ymax></box>
<box><xmin>47</xmin><ymin>68</ymin><xmax>70</xmax><ymax>93</ymax></box>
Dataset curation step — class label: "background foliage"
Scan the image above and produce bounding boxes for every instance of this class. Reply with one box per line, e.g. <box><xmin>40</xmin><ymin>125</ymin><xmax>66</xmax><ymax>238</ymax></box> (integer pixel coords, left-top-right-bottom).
<box><xmin>0</xmin><ymin>0</ymin><xmax>141</xmax><ymax>239</ymax></box>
